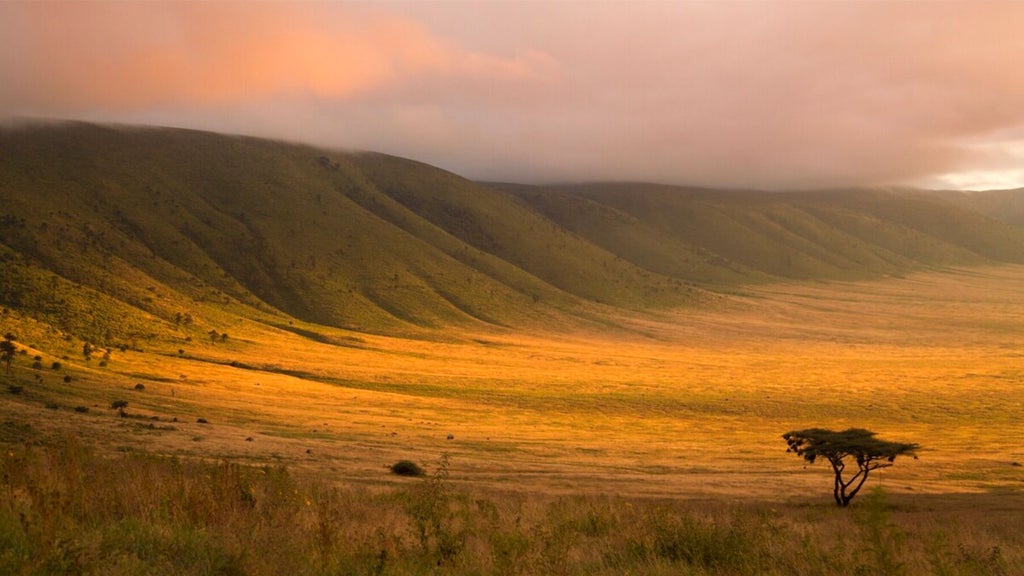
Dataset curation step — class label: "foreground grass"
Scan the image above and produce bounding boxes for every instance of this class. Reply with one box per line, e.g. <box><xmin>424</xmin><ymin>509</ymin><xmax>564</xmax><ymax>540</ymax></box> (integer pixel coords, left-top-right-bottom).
<box><xmin>2</xmin><ymin>440</ymin><xmax>1019</xmax><ymax>575</ymax></box>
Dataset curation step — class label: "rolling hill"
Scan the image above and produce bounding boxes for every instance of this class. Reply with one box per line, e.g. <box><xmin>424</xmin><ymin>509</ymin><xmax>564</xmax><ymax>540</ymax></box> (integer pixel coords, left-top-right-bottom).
<box><xmin>501</xmin><ymin>183</ymin><xmax>1024</xmax><ymax>285</ymax></box>
<box><xmin>3</xmin><ymin>120</ymin><xmax>1024</xmax><ymax>345</ymax></box>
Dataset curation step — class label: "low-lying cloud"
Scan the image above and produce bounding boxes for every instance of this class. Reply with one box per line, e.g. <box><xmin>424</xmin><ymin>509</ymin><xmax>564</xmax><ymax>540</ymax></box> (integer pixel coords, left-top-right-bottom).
<box><xmin>3</xmin><ymin>2</ymin><xmax>1024</xmax><ymax>190</ymax></box>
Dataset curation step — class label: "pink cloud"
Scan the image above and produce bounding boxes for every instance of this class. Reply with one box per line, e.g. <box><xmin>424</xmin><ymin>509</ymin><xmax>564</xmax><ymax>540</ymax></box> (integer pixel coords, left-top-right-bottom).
<box><xmin>0</xmin><ymin>2</ymin><xmax>549</xmax><ymax>111</ymax></box>
<box><xmin>3</xmin><ymin>1</ymin><xmax>1024</xmax><ymax>190</ymax></box>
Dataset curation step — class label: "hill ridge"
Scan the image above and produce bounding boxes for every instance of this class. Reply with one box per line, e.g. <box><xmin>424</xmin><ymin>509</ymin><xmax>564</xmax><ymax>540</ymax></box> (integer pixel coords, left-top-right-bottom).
<box><xmin>3</xmin><ymin>121</ymin><xmax>1024</xmax><ymax>344</ymax></box>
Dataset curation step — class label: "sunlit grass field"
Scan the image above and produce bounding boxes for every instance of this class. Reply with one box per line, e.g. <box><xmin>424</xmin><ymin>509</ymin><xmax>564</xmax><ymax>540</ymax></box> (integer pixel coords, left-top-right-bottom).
<box><xmin>3</xmin><ymin>266</ymin><xmax>1023</xmax><ymax>573</ymax></box>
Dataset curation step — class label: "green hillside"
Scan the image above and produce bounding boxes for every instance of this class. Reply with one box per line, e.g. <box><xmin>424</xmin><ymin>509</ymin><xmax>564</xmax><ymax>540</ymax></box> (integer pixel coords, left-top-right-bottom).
<box><xmin>0</xmin><ymin>122</ymin><xmax>686</xmax><ymax>344</ymax></box>
<box><xmin>505</xmin><ymin>183</ymin><xmax>1024</xmax><ymax>285</ymax></box>
<box><xmin>3</xmin><ymin>121</ymin><xmax>1024</xmax><ymax>346</ymax></box>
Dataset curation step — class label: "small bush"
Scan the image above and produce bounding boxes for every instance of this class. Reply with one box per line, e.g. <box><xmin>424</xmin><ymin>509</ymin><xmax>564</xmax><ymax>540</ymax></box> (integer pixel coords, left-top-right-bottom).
<box><xmin>391</xmin><ymin>460</ymin><xmax>425</xmax><ymax>477</ymax></box>
<box><xmin>63</xmin><ymin>375</ymin><xmax>72</xmax><ymax>383</ymax></box>
<box><xmin>31</xmin><ymin>361</ymin><xmax>43</xmax><ymax>369</ymax></box>
<box><xmin>74</xmin><ymin>405</ymin><xmax>89</xmax><ymax>413</ymax></box>
<box><xmin>134</xmin><ymin>383</ymin><xmax>145</xmax><ymax>391</ymax></box>
<box><xmin>111</xmin><ymin>400</ymin><xmax>128</xmax><ymax>410</ymax></box>
<box><xmin>8</xmin><ymin>385</ymin><xmax>24</xmax><ymax>394</ymax></box>
<box><xmin>197</xmin><ymin>418</ymin><xmax>208</xmax><ymax>424</ymax></box>
<box><xmin>51</xmin><ymin>361</ymin><xmax>62</xmax><ymax>370</ymax></box>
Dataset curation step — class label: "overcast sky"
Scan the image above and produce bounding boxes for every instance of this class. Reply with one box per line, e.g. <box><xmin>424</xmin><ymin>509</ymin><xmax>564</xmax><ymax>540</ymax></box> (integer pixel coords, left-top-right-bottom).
<box><xmin>3</xmin><ymin>1</ymin><xmax>1024</xmax><ymax>191</ymax></box>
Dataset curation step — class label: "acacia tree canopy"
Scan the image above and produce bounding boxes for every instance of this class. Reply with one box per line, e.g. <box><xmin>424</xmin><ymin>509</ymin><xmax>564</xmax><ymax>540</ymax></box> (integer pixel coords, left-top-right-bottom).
<box><xmin>783</xmin><ymin>428</ymin><xmax>919</xmax><ymax>507</ymax></box>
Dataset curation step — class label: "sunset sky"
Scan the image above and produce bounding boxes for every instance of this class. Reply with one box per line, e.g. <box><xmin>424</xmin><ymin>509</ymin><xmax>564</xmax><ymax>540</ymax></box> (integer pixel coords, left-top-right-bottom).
<box><xmin>3</xmin><ymin>1</ymin><xmax>1024</xmax><ymax>191</ymax></box>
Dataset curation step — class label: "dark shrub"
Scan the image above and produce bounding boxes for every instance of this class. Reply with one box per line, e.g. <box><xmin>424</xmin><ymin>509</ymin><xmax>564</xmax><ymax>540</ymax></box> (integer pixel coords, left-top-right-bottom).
<box><xmin>197</xmin><ymin>418</ymin><xmax>208</xmax><ymax>424</ymax></box>
<box><xmin>7</xmin><ymin>385</ymin><xmax>24</xmax><ymax>394</ymax></box>
<box><xmin>390</xmin><ymin>460</ymin><xmax>424</xmax><ymax>477</ymax></box>
<box><xmin>63</xmin><ymin>375</ymin><xmax>72</xmax><ymax>383</ymax></box>
<box><xmin>31</xmin><ymin>361</ymin><xmax>42</xmax><ymax>369</ymax></box>
<box><xmin>110</xmin><ymin>400</ymin><xmax>128</xmax><ymax>410</ymax></box>
<box><xmin>74</xmin><ymin>406</ymin><xmax>89</xmax><ymax>413</ymax></box>
<box><xmin>51</xmin><ymin>361</ymin><xmax>62</xmax><ymax>370</ymax></box>
<box><xmin>134</xmin><ymin>383</ymin><xmax>145</xmax><ymax>391</ymax></box>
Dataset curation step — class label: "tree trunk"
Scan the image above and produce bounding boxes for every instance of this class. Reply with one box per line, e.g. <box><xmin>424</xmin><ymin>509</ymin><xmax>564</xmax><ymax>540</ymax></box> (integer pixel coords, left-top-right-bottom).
<box><xmin>833</xmin><ymin>467</ymin><xmax>870</xmax><ymax>507</ymax></box>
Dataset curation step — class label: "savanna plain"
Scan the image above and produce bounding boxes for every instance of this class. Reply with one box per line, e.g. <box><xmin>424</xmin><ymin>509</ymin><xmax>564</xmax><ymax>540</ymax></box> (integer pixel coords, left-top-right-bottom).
<box><xmin>2</xmin><ymin>266</ymin><xmax>1023</xmax><ymax>575</ymax></box>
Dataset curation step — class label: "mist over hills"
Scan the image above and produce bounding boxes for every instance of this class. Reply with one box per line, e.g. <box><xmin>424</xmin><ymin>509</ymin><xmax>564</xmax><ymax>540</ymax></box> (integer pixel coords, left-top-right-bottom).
<box><xmin>2</xmin><ymin>121</ymin><xmax>1023</xmax><ymax>344</ymax></box>
<box><xmin>934</xmin><ymin>188</ymin><xmax>1024</xmax><ymax>229</ymax></box>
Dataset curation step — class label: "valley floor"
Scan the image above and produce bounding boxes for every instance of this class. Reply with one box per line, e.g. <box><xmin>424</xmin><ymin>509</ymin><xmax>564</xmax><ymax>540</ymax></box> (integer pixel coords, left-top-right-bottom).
<box><xmin>2</xmin><ymin>265</ymin><xmax>1024</xmax><ymax>573</ymax></box>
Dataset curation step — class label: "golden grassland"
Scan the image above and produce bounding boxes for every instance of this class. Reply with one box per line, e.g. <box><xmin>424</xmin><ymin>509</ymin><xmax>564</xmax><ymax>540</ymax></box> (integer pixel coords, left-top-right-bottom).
<box><xmin>2</xmin><ymin>265</ymin><xmax>1024</xmax><ymax>573</ymax></box>
<box><xmin>5</xmin><ymin>266</ymin><xmax>1023</xmax><ymax>496</ymax></box>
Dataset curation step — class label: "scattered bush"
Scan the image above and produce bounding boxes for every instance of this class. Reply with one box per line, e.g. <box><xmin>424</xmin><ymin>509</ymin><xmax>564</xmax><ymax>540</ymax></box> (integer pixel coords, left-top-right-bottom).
<box><xmin>74</xmin><ymin>405</ymin><xmax>89</xmax><ymax>413</ymax></box>
<box><xmin>7</xmin><ymin>385</ymin><xmax>24</xmax><ymax>394</ymax></box>
<box><xmin>111</xmin><ymin>400</ymin><xmax>128</xmax><ymax>410</ymax></box>
<box><xmin>63</xmin><ymin>375</ymin><xmax>72</xmax><ymax>383</ymax></box>
<box><xmin>197</xmin><ymin>418</ymin><xmax>208</xmax><ymax>424</ymax></box>
<box><xmin>51</xmin><ymin>361</ymin><xmax>62</xmax><ymax>370</ymax></box>
<box><xmin>391</xmin><ymin>460</ymin><xmax>425</xmax><ymax>477</ymax></box>
<box><xmin>134</xmin><ymin>383</ymin><xmax>145</xmax><ymax>391</ymax></box>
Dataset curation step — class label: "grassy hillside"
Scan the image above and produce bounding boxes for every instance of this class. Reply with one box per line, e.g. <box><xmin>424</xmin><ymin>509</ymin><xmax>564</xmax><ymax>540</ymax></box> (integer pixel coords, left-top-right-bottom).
<box><xmin>505</xmin><ymin>183</ymin><xmax>1024</xmax><ymax>286</ymax></box>
<box><xmin>0</xmin><ymin>122</ymin><xmax>682</xmax><ymax>344</ymax></box>
<box><xmin>4</xmin><ymin>121</ymin><xmax>1024</xmax><ymax>346</ymax></box>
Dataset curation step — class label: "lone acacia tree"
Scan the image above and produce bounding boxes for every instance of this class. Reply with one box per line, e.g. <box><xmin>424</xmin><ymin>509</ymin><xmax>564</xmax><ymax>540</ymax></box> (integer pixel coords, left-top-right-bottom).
<box><xmin>783</xmin><ymin>428</ymin><xmax>919</xmax><ymax>507</ymax></box>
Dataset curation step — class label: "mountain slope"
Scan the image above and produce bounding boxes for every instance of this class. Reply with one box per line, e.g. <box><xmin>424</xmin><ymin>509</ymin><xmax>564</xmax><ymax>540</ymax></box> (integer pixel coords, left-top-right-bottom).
<box><xmin>0</xmin><ymin>122</ymin><xmax>688</xmax><ymax>342</ymax></box>
<box><xmin>3</xmin><ymin>121</ymin><xmax>1024</xmax><ymax>345</ymax></box>
<box><xmin>503</xmin><ymin>183</ymin><xmax>1024</xmax><ymax>285</ymax></box>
